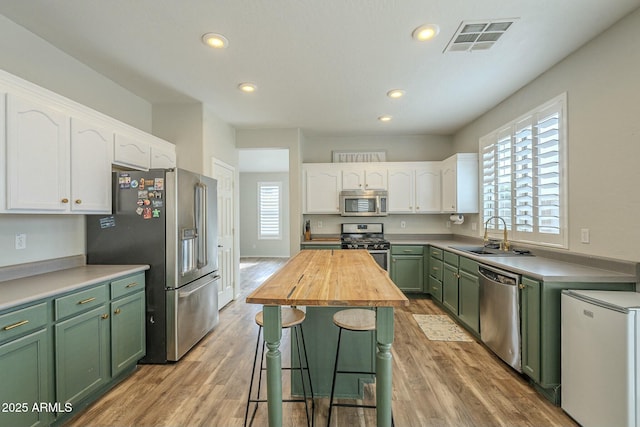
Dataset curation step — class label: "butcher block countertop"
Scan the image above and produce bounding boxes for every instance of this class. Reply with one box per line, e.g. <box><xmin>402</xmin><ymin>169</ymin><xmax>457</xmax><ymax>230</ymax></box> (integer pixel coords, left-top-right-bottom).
<box><xmin>246</xmin><ymin>249</ymin><xmax>409</xmax><ymax>307</ymax></box>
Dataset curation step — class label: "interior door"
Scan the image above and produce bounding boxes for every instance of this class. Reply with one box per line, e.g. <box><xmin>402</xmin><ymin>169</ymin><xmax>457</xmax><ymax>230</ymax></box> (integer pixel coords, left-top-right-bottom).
<box><xmin>212</xmin><ymin>159</ymin><xmax>235</xmax><ymax>309</ymax></box>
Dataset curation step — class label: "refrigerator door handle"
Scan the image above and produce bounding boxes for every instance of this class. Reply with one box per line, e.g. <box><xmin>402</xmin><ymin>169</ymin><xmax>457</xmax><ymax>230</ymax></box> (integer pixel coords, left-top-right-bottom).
<box><xmin>195</xmin><ymin>182</ymin><xmax>209</xmax><ymax>269</ymax></box>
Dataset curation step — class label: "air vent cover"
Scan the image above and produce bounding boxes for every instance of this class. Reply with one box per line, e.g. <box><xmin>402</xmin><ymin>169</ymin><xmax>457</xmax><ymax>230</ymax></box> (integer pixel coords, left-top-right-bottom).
<box><xmin>445</xmin><ymin>19</ymin><xmax>516</xmax><ymax>52</ymax></box>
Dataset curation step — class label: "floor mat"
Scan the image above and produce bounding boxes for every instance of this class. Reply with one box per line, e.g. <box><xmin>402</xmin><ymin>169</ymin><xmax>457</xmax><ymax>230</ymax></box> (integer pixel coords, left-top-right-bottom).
<box><xmin>413</xmin><ymin>314</ymin><xmax>475</xmax><ymax>342</ymax></box>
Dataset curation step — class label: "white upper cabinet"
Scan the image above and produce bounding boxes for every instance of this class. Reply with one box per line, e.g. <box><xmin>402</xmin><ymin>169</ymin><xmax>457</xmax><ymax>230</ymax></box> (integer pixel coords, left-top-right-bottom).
<box><xmin>303</xmin><ymin>164</ymin><xmax>342</xmax><ymax>214</ymax></box>
<box><xmin>387</xmin><ymin>162</ymin><xmax>440</xmax><ymax>214</ymax></box>
<box><xmin>70</xmin><ymin>118</ymin><xmax>113</xmax><ymax>213</ymax></box>
<box><xmin>341</xmin><ymin>164</ymin><xmax>387</xmax><ymax>190</ymax></box>
<box><xmin>440</xmin><ymin>153</ymin><xmax>478</xmax><ymax>213</ymax></box>
<box><xmin>6</xmin><ymin>93</ymin><xmax>70</xmax><ymax>212</ymax></box>
<box><xmin>113</xmin><ymin>132</ymin><xmax>150</xmax><ymax>170</ymax></box>
<box><xmin>150</xmin><ymin>144</ymin><xmax>177</xmax><ymax>169</ymax></box>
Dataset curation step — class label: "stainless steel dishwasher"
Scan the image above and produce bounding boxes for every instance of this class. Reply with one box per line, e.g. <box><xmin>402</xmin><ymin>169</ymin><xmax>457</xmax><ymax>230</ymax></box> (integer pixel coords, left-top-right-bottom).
<box><xmin>478</xmin><ymin>264</ymin><xmax>522</xmax><ymax>372</ymax></box>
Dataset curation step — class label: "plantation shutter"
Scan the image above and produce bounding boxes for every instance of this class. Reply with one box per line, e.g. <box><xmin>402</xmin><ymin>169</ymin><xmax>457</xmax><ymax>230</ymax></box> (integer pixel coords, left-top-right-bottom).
<box><xmin>258</xmin><ymin>182</ymin><xmax>281</xmax><ymax>239</ymax></box>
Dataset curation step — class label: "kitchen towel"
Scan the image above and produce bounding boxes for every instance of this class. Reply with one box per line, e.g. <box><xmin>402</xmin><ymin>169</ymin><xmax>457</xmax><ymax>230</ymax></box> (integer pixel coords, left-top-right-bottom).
<box><xmin>413</xmin><ymin>314</ymin><xmax>474</xmax><ymax>342</ymax></box>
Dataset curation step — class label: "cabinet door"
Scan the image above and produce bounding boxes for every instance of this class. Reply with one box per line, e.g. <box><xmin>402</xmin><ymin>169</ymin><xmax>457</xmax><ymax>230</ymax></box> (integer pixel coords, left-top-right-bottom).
<box><xmin>458</xmin><ymin>270</ymin><xmax>479</xmax><ymax>333</ymax></box>
<box><xmin>341</xmin><ymin>168</ymin><xmax>365</xmax><ymax>190</ymax></box>
<box><xmin>55</xmin><ymin>305</ymin><xmax>110</xmax><ymax>405</ymax></box>
<box><xmin>441</xmin><ymin>157</ymin><xmax>457</xmax><ymax>212</ymax></box>
<box><xmin>304</xmin><ymin>167</ymin><xmax>341</xmax><ymax>213</ymax></box>
<box><xmin>364</xmin><ymin>168</ymin><xmax>387</xmax><ymax>190</ymax></box>
<box><xmin>387</xmin><ymin>169</ymin><xmax>414</xmax><ymax>213</ymax></box>
<box><xmin>0</xmin><ymin>329</ymin><xmax>51</xmax><ymax>427</ymax></box>
<box><xmin>390</xmin><ymin>255</ymin><xmax>424</xmax><ymax>292</ymax></box>
<box><xmin>6</xmin><ymin>93</ymin><xmax>70</xmax><ymax>211</ymax></box>
<box><xmin>443</xmin><ymin>262</ymin><xmax>459</xmax><ymax>314</ymax></box>
<box><xmin>70</xmin><ymin>118</ymin><xmax>113</xmax><ymax>213</ymax></box>
<box><xmin>428</xmin><ymin>276</ymin><xmax>443</xmax><ymax>302</ymax></box>
<box><xmin>111</xmin><ymin>292</ymin><xmax>145</xmax><ymax>377</ymax></box>
<box><xmin>113</xmin><ymin>133</ymin><xmax>150</xmax><ymax>170</ymax></box>
<box><xmin>414</xmin><ymin>166</ymin><xmax>441</xmax><ymax>213</ymax></box>
<box><xmin>150</xmin><ymin>145</ymin><xmax>176</xmax><ymax>169</ymax></box>
<box><xmin>521</xmin><ymin>277</ymin><xmax>541</xmax><ymax>383</ymax></box>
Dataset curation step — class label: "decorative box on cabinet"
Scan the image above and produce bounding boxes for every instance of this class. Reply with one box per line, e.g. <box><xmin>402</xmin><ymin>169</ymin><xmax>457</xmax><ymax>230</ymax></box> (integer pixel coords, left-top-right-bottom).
<box><xmin>0</xmin><ymin>302</ymin><xmax>52</xmax><ymax>427</ymax></box>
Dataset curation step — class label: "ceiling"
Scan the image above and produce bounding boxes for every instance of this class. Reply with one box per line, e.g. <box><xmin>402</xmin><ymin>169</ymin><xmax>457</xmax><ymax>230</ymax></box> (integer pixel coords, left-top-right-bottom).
<box><xmin>1</xmin><ymin>0</ymin><xmax>639</xmax><ymax>136</ymax></box>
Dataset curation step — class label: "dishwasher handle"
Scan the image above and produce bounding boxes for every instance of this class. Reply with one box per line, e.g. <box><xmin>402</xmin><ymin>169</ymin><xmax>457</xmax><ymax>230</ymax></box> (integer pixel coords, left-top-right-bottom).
<box><xmin>478</xmin><ymin>265</ymin><xmax>519</xmax><ymax>286</ymax></box>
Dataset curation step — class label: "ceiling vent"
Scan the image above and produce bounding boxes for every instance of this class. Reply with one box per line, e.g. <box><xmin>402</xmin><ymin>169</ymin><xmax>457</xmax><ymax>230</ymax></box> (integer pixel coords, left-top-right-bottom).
<box><xmin>444</xmin><ymin>19</ymin><xmax>516</xmax><ymax>52</ymax></box>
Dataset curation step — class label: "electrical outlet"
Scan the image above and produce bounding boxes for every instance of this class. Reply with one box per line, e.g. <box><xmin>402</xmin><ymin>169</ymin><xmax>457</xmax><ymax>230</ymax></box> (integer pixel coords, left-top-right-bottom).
<box><xmin>446</xmin><ymin>221</ymin><xmax>451</xmax><ymax>229</ymax></box>
<box><xmin>580</xmin><ymin>228</ymin><xmax>590</xmax><ymax>244</ymax></box>
<box><xmin>317</xmin><ymin>221</ymin><xmax>323</xmax><ymax>229</ymax></box>
<box><xmin>15</xmin><ymin>233</ymin><xmax>26</xmax><ymax>250</ymax></box>
<box><xmin>471</xmin><ymin>222</ymin><xmax>477</xmax><ymax>231</ymax></box>
<box><xmin>400</xmin><ymin>221</ymin><xmax>406</xmax><ymax>229</ymax></box>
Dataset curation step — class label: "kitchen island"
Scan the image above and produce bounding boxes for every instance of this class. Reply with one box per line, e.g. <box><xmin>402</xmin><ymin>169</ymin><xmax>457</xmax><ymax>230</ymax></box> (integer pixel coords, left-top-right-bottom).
<box><xmin>246</xmin><ymin>249</ymin><xmax>409</xmax><ymax>427</ymax></box>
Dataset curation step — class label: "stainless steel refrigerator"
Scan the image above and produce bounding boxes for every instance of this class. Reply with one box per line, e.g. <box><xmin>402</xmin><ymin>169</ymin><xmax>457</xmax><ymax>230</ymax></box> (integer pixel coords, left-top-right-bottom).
<box><xmin>86</xmin><ymin>168</ymin><xmax>219</xmax><ymax>363</ymax></box>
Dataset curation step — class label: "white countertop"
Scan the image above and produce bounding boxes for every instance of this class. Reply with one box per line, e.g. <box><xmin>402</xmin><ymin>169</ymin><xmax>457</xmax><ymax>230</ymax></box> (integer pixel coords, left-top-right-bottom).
<box><xmin>0</xmin><ymin>264</ymin><xmax>149</xmax><ymax>311</ymax></box>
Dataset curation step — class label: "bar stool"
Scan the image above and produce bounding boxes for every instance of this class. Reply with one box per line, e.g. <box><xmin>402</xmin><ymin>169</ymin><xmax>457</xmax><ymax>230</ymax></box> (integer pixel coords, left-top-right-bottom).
<box><xmin>244</xmin><ymin>307</ymin><xmax>315</xmax><ymax>427</ymax></box>
<box><xmin>327</xmin><ymin>308</ymin><xmax>393</xmax><ymax>427</ymax></box>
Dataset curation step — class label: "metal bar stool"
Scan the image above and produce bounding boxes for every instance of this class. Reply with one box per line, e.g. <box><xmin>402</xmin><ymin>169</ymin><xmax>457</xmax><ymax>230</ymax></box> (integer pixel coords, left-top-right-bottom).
<box><xmin>244</xmin><ymin>307</ymin><xmax>315</xmax><ymax>427</ymax></box>
<box><xmin>327</xmin><ymin>308</ymin><xmax>393</xmax><ymax>427</ymax></box>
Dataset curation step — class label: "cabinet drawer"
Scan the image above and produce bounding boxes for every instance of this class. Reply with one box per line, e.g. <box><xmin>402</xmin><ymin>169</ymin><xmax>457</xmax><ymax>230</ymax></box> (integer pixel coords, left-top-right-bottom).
<box><xmin>444</xmin><ymin>251</ymin><xmax>459</xmax><ymax>266</ymax></box>
<box><xmin>55</xmin><ymin>284</ymin><xmax>108</xmax><ymax>320</ymax></box>
<box><xmin>429</xmin><ymin>276</ymin><xmax>443</xmax><ymax>302</ymax></box>
<box><xmin>459</xmin><ymin>257</ymin><xmax>479</xmax><ymax>275</ymax></box>
<box><xmin>391</xmin><ymin>245</ymin><xmax>424</xmax><ymax>255</ymax></box>
<box><xmin>429</xmin><ymin>257</ymin><xmax>443</xmax><ymax>281</ymax></box>
<box><xmin>429</xmin><ymin>247</ymin><xmax>443</xmax><ymax>259</ymax></box>
<box><xmin>111</xmin><ymin>272</ymin><xmax>146</xmax><ymax>299</ymax></box>
<box><xmin>0</xmin><ymin>302</ymin><xmax>48</xmax><ymax>343</ymax></box>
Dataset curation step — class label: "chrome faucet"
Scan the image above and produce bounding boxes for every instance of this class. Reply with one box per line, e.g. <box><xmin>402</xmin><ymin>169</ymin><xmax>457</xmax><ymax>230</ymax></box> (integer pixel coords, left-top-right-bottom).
<box><xmin>483</xmin><ymin>216</ymin><xmax>510</xmax><ymax>251</ymax></box>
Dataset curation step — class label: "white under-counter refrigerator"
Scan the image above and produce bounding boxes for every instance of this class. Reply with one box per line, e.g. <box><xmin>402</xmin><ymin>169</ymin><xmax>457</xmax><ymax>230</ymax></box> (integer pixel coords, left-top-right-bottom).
<box><xmin>561</xmin><ymin>290</ymin><xmax>640</xmax><ymax>427</ymax></box>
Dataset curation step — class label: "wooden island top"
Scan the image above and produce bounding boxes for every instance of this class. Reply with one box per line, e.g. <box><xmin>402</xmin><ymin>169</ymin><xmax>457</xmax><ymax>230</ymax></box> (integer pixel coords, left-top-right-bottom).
<box><xmin>246</xmin><ymin>249</ymin><xmax>409</xmax><ymax>307</ymax></box>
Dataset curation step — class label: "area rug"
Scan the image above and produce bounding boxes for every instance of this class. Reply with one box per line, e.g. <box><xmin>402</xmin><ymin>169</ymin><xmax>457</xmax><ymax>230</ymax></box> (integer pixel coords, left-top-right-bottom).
<box><xmin>413</xmin><ymin>314</ymin><xmax>474</xmax><ymax>342</ymax></box>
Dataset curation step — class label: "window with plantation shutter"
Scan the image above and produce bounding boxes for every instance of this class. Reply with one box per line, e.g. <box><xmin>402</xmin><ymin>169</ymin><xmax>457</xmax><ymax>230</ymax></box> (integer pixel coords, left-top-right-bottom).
<box><xmin>258</xmin><ymin>182</ymin><xmax>281</xmax><ymax>240</ymax></box>
<box><xmin>480</xmin><ymin>93</ymin><xmax>566</xmax><ymax>248</ymax></box>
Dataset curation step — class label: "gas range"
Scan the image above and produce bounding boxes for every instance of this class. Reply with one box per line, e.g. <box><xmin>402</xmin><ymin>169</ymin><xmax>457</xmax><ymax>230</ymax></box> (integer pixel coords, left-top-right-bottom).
<box><xmin>340</xmin><ymin>223</ymin><xmax>390</xmax><ymax>250</ymax></box>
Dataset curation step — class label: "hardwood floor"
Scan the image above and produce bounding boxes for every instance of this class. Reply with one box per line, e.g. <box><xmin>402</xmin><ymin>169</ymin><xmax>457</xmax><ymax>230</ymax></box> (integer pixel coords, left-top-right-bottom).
<box><xmin>65</xmin><ymin>257</ymin><xmax>577</xmax><ymax>427</ymax></box>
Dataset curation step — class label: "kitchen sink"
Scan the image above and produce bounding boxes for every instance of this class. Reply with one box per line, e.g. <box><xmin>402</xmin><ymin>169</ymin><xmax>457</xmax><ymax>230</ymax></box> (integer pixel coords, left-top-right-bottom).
<box><xmin>450</xmin><ymin>245</ymin><xmax>534</xmax><ymax>257</ymax></box>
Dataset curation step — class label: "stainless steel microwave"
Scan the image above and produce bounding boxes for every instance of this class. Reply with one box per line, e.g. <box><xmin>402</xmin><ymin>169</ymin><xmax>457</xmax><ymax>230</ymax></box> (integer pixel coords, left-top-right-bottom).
<box><xmin>340</xmin><ymin>190</ymin><xmax>388</xmax><ymax>216</ymax></box>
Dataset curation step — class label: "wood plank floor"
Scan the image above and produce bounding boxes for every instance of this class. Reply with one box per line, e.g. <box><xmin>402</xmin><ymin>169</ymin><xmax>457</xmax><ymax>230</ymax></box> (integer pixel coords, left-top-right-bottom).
<box><xmin>65</xmin><ymin>257</ymin><xmax>577</xmax><ymax>427</ymax></box>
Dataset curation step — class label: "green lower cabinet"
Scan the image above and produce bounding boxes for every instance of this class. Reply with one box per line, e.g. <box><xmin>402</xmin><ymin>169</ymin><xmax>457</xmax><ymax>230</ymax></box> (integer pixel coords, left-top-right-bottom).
<box><xmin>428</xmin><ymin>276</ymin><xmax>442</xmax><ymax>302</ymax></box>
<box><xmin>442</xmin><ymin>262</ymin><xmax>459</xmax><ymax>314</ymax></box>
<box><xmin>458</xmin><ymin>269</ymin><xmax>479</xmax><ymax>334</ymax></box>
<box><xmin>520</xmin><ymin>276</ymin><xmax>635</xmax><ymax>404</ymax></box>
<box><xmin>0</xmin><ymin>329</ymin><xmax>52</xmax><ymax>427</ymax></box>
<box><xmin>390</xmin><ymin>246</ymin><xmax>424</xmax><ymax>293</ymax></box>
<box><xmin>110</xmin><ymin>291</ymin><xmax>145</xmax><ymax>377</ymax></box>
<box><xmin>55</xmin><ymin>305</ymin><xmax>111</xmax><ymax>406</ymax></box>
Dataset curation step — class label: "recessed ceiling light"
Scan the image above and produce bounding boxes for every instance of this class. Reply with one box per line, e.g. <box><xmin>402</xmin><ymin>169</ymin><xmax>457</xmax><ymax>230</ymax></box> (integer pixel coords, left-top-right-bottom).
<box><xmin>202</xmin><ymin>33</ymin><xmax>229</xmax><ymax>49</ymax></box>
<box><xmin>412</xmin><ymin>24</ymin><xmax>440</xmax><ymax>41</ymax></box>
<box><xmin>387</xmin><ymin>89</ymin><xmax>405</xmax><ymax>99</ymax></box>
<box><xmin>378</xmin><ymin>115</ymin><xmax>393</xmax><ymax>122</ymax></box>
<box><xmin>238</xmin><ymin>82</ymin><xmax>257</xmax><ymax>93</ymax></box>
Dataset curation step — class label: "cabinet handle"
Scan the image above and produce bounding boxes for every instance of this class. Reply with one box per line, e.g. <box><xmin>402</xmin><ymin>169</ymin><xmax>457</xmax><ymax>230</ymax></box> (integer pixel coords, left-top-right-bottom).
<box><xmin>519</xmin><ymin>284</ymin><xmax>526</xmax><ymax>290</ymax></box>
<box><xmin>432</xmin><ymin>267</ymin><xmax>439</xmax><ymax>271</ymax></box>
<box><xmin>61</xmin><ymin>198</ymin><xmax>69</xmax><ymax>203</ymax></box>
<box><xmin>125</xmin><ymin>282</ymin><xmax>138</xmax><ymax>288</ymax></box>
<box><xmin>403</xmin><ymin>250</ymin><xmax>412</xmax><ymax>253</ymax></box>
<box><xmin>101</xmin><ymin>314</ymin><xmax>109</xmax><ymax>320</ymax></box>
<box><xmin>114</xmin><ymin>308</ymin><xmax>121</xmax><ymax>315</ymax></box>
<box><xmin>416</xmin><ymin>206</ymin><xmax>420</xmax><ymax>210</ymax></box>
<box><xmin>75</xmin><ymin>199</ymin><xmax>82</xmax><ymax>204</ymax></box>
<box><xmin>3</xmin><ymin>319</ymin><xmax>29</xmax><ymax>331</ymax></box>
<box><xmin>78</xmin><ymin>297</ymin><xmax>96</xmax><ymax>305</ymax></box>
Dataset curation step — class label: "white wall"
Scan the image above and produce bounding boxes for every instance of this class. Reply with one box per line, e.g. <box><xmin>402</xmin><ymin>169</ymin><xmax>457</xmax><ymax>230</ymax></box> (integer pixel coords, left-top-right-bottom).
<box><xmin>302</xmin><ymin>134</ymin><xmax>453</xmax><ymax>162</ymax></box>
<box><xmin>452</xmin><ymin>8</ymin><xmax>640</xmax><ymax>262</ymax></box>
<box><xmin>0</xmin><ymin>16</ymin><xmax>153</xmax><ymax>267</ymax></box>
<box><xmin>236</xmin><ymin>129</ymin><xmax>303</xmax><ymax>256</ymax></box>
<box><xmin>240</xmin><ymin>172</ymin><xmax>290</xmax><ymax>257</ymax></box>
